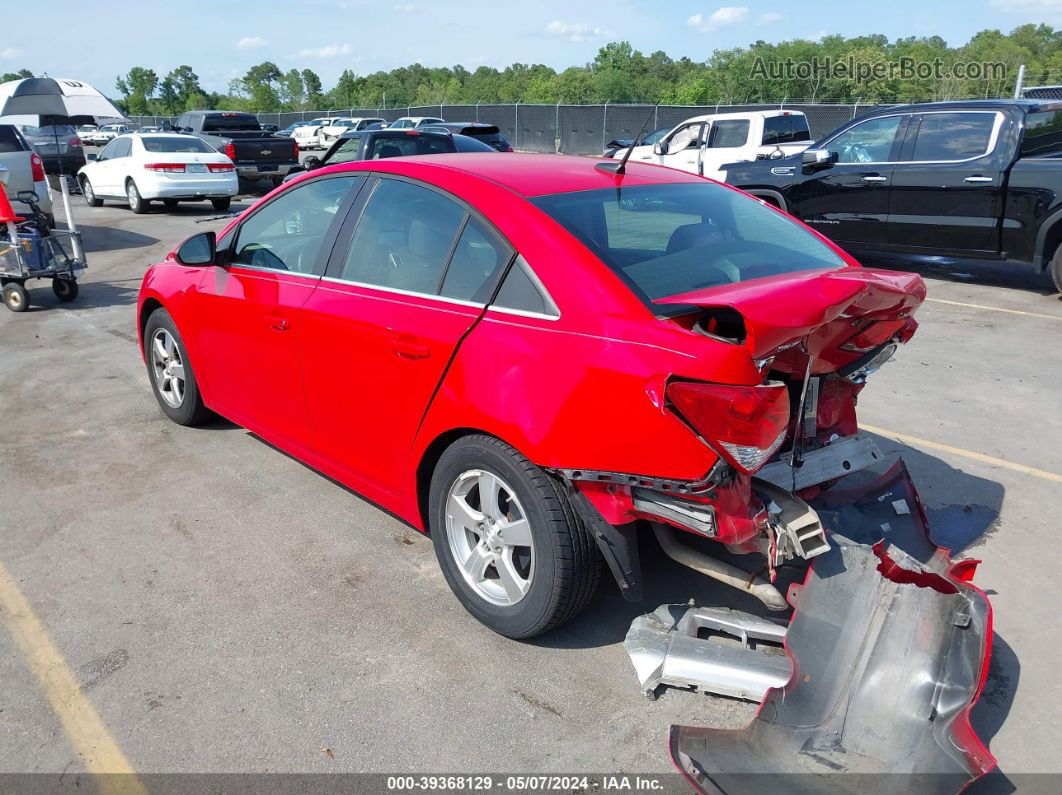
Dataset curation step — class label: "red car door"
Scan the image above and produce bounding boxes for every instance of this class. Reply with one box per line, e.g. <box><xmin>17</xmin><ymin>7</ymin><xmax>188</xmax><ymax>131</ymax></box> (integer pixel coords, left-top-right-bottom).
<box><xmin>299</xmin><ymin>177</ymin><xmax>513</xmax><ymax>501</ymax></box>
<box><xmin>190</xmin><ymin>175</ymin><xmax>363</xmax><ymax>449</ymax></box>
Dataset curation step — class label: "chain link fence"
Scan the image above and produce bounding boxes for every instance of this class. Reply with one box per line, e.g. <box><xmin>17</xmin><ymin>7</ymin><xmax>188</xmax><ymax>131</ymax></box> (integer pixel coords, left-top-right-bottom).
<box><xmin>127</xmin><ymin>102</ymin><xmax>889</xmax><ymax>155</ymax></box>
<box><xmin>1020</xmin><ymin>85</ymin><xmax>1062</xmax><ymax>100</ymax></box>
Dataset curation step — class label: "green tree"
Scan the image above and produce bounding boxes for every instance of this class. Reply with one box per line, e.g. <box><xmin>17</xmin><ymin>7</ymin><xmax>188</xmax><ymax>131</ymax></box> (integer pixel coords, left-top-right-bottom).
<box><xmin>0</xmin><ymin>68</ymin><xmax>32</xmax><ymax>83</ymax></box>
<box><xmin>302</xmin><ymin>69</ymin><xmax>323</xmax><ymax>107</ymax></box>
<box><xmin>115</xmin><ymin>67</ymin><xmax>159</xmax><ymax>115</ymax></box>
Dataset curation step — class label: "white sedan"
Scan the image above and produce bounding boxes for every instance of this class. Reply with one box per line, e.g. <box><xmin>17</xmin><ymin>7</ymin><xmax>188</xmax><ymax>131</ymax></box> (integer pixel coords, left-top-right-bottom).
<box><xmin>292</xmin><ymin>117</ymin><xmax>343</xmax><ymax>150</ymax></box>
<box><xmin>77</xmin><ymin>134</ymin><xmax>238</xmax><ymax>214</ymax></box>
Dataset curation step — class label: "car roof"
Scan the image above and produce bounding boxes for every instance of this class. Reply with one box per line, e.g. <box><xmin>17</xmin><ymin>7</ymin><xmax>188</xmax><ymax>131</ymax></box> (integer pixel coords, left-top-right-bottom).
<box><xmin>861</xmin><ymin>98</ymin><xmax>1062</xmax><ymax>114</ymax></box>
<box><xmin>323</xmin><ymin>152</ymin><xmax>706</xmax><ymax>197</ymax></box>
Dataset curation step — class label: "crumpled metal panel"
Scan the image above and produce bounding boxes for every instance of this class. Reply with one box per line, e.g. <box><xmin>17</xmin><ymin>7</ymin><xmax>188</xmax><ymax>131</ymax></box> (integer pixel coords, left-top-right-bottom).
<box><xmin>669</xmin><ymin>462</ymin><xmax>995</xmax><ymax>794</ymax></box>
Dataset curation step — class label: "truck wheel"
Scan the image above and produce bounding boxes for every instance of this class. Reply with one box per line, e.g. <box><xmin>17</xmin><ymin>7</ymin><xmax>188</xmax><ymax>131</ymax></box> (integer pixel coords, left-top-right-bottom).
<box><xmin>1051</xmin><ymin>246</ymin><xmax>1062</xmax><ymax>294</ymax></box>
<box><xmin>428</xmin><ymin>435</ymin><xmax>600</xmax><ymax>639</ymax></box>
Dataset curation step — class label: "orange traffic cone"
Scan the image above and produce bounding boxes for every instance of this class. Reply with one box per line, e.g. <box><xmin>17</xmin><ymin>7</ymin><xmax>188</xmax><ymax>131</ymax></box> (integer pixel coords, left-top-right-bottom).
<box><xmin>0</xmin><ymin>187</ymin><xmax>24</xmax><ymax>224</ymax></box>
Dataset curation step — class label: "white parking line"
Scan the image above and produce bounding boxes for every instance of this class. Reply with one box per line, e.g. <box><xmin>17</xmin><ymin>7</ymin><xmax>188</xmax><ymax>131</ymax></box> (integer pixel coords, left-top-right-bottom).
<box><xmin>925</xmin><ymin>297</ymin><xmax>1062</xmax><ymax>320</ymax></box>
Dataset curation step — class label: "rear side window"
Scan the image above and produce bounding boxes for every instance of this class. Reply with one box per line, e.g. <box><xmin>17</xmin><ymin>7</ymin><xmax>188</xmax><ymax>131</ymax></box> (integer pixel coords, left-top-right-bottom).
<box><xmin>0</xmin><ymin>126</ymin><xmax>25</xmax><ymax>153</ymax></box>
<box><xmin>762</xmin><ymin>114</ymin><xmax>811</xmax><ymax>145</ymax></box>
<box><xmin>1021</xmin><ymin>110</ymin><xmax>1062</xmax><ymax>157</ymax></box>
<box><xmin>910</xmin><ymin>112</ymin><xmax>996</xmax><ymax>161</ymax></box>
<box><xmin>533</xmin><ymin>182</ymin><xmax>846</xmax><ymax>305</ymax></box>
<box><xmin>339</xmin><ymin>179</ymin><xmax>465</xmax><ymax>293</ymax></box>
<box><xmin>439</xmin><ymin>217</ymin><xmax>511</xmax><ymax>301</ymax></box>
<box><xmin>493</xmin><ymin>256</ymin><xmax>558</xmax><ymax>316</ymax></box>
<box><xmin>707</xmin><ymin>120</ymin><xmax>750</xmax><ymax>148</ymax></box>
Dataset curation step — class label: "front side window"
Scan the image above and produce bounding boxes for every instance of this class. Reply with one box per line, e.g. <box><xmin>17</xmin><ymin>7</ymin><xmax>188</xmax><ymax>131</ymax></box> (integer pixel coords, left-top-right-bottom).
<box><xmin>666</xmin><ymin>123</ymin><xmax>703</xmax><ymax>152</ymax></box>
<box><xmin>231</xmin><ymin>176</ymin><xmax>360</xmax><ymax>273</ymax></box>
<box><xmin>707</xmin><ymin>120</ymin><xmax>750</xmax><ymax>149</ymax></box>
<box><xmin>533</xmin><ymin>182</ymin><xmax>846</xmax><ymax>305</ymax></box>
<box><xmin>910</xmin><ymin>112</ymin><xmax>996</xmax><ymax>161</ymax></box>
<box><xmin>825</xmin><ymin>115</ymin><xmax>904</xmax><ymax>163</ymax></box>
<box><xmin>339</xmin><ymin>179</ymin><xmax>465</xmax><ymax>293</ymax></box>
<box><xmin>97</xmin><ymin>139</ymin><xmax>120</xmax><ymax>160</ymax></box>
<box><xmin>111</xmin><ymin>138</ymin><xmax>132</xmax><ymax>158</ymax></box>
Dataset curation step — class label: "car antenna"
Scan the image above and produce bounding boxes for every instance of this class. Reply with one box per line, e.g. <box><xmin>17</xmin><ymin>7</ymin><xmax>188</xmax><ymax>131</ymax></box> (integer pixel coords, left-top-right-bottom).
<box><xmin>596</xmin><ymin>105</ymin><xmax>657</xmax><ymax>176</ymax></box>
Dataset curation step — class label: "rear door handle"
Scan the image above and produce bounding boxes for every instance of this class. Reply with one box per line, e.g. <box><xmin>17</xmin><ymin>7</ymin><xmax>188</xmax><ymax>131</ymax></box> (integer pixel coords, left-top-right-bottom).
<box><xmin>861</xmin><ymin>175</ymin><xmax>888</xmax><ymax>183</ymax></box>
<box><xmin>963</xmin><ymin>175</ymin><xmax>994</xmax><ymax>183</ymax></box>
<box><xmin>390</xmin><ymin>334</ymin><xmax>431</xmax><ymax>359</ymax></box>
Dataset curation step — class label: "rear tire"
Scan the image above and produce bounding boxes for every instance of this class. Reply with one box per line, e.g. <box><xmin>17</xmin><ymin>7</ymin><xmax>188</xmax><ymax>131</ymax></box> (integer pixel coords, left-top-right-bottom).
<box><xmin>143</xmin><ymin>308</ymin><xmax>212</xmax><ymax>426</ymax></box>
<box><xmin>81</xmin><ymin>177</ymin><xmax>102</xmax><ymax>207</ymax></box>
<box><xmin>211</xmin><ymin>198</ymin><xmax>231</xmax><ymax>211</ymax></box>
<box><xmin>52</xmin><ymin>278</ymin><xmax>78</xmax><ymax>302</ymax></box>
<box><xmin>428</xmin><ymin>435</ymin><xmax>600</xmax><ymax>639</ymax></box>
<box><xmin>126</xmin><ymin>180</ymin><xmax>148</xmax><ymax>214</ymax></box>
<box><xmin>2</xmin><ymin>282</ymin><xmax>29</xmax><ymax>312</ymax></box>
<box><xmin>1051</xmin><ymin>245</ymin><xmax>1062</xmax><ymax>294</ymax></box>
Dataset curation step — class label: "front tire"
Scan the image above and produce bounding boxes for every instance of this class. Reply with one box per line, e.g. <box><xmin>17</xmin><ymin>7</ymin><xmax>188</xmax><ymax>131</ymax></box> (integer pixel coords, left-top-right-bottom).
<box><xmin>1051</xmin><ymin>245</ymin><xmax>1062</xmax><ymax>294</ymax></box>
<box><xmin>429</xmin><ymin>435</ymin><xmax>600</xmax><ymax>638</ymax></box>
<box><xmin>143</xmin><ymin>308</ymin><xmax>211</xmax><ymax>426</ymax></box>
<box><xmin>126</xmin><ymin>180</ymin><xmax>148</xmax><ymax>214</ymax></box>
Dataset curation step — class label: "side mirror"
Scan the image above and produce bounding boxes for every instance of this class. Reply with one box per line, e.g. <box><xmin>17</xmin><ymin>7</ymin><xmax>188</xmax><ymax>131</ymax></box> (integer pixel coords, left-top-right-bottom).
<box><xmin>87</xmin><ymin>153</ymin><xmax>97</xmax><ymax>161</ymax></box>
<box><xmin>802</xmin><ymin>148</ymin><xmax>837</xmax><ymax>168</ymax></box>
<box><xmin>653</xmin><ymin>141</ymin><xmax>667</xmax><ymax>156</ymax></box>
<box><xmin>175</xmin><ymin>231</ymin><xmax>216</xmax><ymax>266</ymax></box>
<box><xmin>303</xmin><ymin>155</ymin><xmax>322</xmax><ymax>170</ymax></box>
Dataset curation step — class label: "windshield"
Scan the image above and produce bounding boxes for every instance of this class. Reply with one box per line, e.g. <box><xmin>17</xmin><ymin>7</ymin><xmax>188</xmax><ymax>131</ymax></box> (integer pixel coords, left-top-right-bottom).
<box><xmin>142</xmin><ymin>136</ymin><xmax>216</xmax><ymax>153</ymax></box>
<box><xmin>532</xmin><ymin>182</ymin><xmax>847</xmax><ymax>305</ymax></box>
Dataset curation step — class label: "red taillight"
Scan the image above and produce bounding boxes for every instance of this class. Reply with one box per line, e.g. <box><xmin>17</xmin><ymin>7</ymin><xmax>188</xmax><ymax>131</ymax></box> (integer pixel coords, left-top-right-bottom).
<box><xmin>143</xmin><ymin>163</ymin><xmax>186</xmax><ymax>173</ymax></box>
<box><xmin>207</xmin><ymin>163</ymin><xmax>235</xmax><ymax>172</ymax></box>
<box><xmin>841</xmin><ymin>319</ymin><xmax>905</xmax><ymax>353</ymax></box>
<box><xmin>224</xmin><ymin>142</ymin><xmax>236</xmax><ymax>160</ymax></box>
<box><xmin>405</xmin><ymin>129</ymin><xmax>421</xmax><ymax>136</ymax></box>
<box><xmin>70</xmin><ymin>137</ymin><xmax>82</xmax><ymax>148</ymax></box>
<box><xmin>30</xmin><ymin>153</ymin><xmax>45</xmax><ymax>182</ymax></box>
<box><xmin>293</xmin><ymin>140</ymin><xmax>299</xmax><ymax>157</ymax></box>
<box><xmin>666</xmin><ymin>380</ymin><xmax>790</xmax><ymax>475</ymax></box>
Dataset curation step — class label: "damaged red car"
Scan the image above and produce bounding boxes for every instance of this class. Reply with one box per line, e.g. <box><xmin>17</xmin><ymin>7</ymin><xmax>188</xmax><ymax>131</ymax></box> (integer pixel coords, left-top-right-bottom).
<box><xmin>137</xmin><ymin>153</ymin><xmax>927</xmax><ymax>637</ymax></box>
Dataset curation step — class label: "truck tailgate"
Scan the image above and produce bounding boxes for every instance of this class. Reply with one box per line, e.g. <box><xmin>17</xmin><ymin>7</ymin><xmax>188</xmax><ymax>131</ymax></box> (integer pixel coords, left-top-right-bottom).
<box><xmin>231</xmin><ymin>137</ymin><xmax>297</xmax><ymax>163</ymax></box>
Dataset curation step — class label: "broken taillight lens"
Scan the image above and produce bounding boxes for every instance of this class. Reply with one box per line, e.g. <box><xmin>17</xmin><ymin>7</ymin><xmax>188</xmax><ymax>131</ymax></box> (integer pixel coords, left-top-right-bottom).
<box><xmin>666</xmin><ymin>380</ymin><xmax>791</xmax><ymax>475</ymax></box>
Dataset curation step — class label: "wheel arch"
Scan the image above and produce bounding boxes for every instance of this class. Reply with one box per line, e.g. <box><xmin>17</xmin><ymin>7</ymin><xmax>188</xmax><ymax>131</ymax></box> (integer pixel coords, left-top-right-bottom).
<box><xmin>1035</xmin><ymin>209</ymin><xmax>1062</xmax><ymax>271</ymax></box>
<box><xmin>744</xmin><ymin>188</ymin><xmax>788</xmax><ymax>213</ymax></box>
<box><xmin>138</xmin><ymin>296</ymin><xmax>164</xmax><ymax>355</ymax></box>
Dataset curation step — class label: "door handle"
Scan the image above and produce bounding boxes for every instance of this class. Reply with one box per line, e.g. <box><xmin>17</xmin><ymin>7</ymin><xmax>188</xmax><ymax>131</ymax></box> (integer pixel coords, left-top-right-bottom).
<box><xmin>963</xmin><ymin>175</ymin><xmax>994</xmax><ymax>183</ymax></box>
<box><xmin>390</xmin><ymin>334</ymin><xmax>431</xmax><ymax>359</ymax></box>
<box><xmin>270</xmin><ymin>318</ymin><xmax>291</xmax><ymax>331</ymax></box>
<box><xmin>860</xmin><ymin>175</ymin><xmax>888</xmax><ymax>183</ymax></box>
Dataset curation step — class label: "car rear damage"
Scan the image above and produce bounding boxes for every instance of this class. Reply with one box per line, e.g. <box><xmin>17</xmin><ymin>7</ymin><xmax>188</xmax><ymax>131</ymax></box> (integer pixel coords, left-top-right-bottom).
<box><xmin>555</xmin><ymin>266</ymin><xmax>995</xmax><ymax>791</ymax></box>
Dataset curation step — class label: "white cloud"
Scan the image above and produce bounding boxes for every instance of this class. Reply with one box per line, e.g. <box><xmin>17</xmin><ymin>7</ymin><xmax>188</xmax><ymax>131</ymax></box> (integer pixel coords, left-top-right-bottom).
<box><xmin>236</xmin><ymin>36</ymin><xmax>267</xmax><ymax>50</ymax></box>
<box><xmin>0</xmin><ymin>47</ymin><xmax>21</xmax><ymax>60</ymax></box>
<box><xmin>293</xmin><ymin>43</ymin><xmax>354</xmax><ymax>58</ymax></box>
<box><xmin>758</xmin><ymin>12</ymin><xmax>784</xmax><ymax>25</ymax></box>
<box><xmin>687</xmin><ymin>7</ymin><xmax>749</xmax><ymax>32</ymax></box>
<box><xmin>394</xmin><ymin>3</ymin><xmax>418</xmax><ymax>10</ymax></box>
<box><xmin>544</xmin><ymin>20</ymin><xmax>612</xmax><ymax>43</ymax></box>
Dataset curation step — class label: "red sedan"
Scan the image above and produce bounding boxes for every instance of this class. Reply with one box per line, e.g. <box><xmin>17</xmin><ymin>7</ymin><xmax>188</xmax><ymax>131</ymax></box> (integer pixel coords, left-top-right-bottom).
<box><xmin>137</xmin><ymin>153</ymin><xmax>924</xmax><ymax>638</ymax></box>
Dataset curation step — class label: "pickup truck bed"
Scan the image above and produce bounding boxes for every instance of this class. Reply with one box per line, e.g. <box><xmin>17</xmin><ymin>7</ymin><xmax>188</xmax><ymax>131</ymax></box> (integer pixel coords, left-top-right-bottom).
<box><xmin>175</xmin><ymin>111</ymin><xmax>299</xmax><ymax>183</ymax></box>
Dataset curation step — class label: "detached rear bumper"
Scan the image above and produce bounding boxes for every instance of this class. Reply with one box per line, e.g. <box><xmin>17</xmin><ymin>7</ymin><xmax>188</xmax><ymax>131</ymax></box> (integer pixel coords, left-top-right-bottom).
<box><xmin>669</xmin><ymin>462</ymin><xmax>995</xmax><ymax>794</ymax></box>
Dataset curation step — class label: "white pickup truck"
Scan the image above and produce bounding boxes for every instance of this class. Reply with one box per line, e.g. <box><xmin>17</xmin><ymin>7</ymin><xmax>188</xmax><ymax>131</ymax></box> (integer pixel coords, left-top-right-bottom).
<box><xmin>611</xmin><ymin>109</ymin><xmax>814</xmax><ymax>180</ymax></box>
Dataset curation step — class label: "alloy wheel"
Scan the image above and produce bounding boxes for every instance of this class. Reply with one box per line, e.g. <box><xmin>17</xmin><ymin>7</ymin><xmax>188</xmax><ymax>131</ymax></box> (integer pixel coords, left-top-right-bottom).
<box><xmin>445</xmin><ymin>469</ymin><xmax>535</xmax><ymax>606</ymax></box>
<box><xmin>150</xmin><ymin>328</ymin><xmax>185</xmax><ymax>408</ymax></box>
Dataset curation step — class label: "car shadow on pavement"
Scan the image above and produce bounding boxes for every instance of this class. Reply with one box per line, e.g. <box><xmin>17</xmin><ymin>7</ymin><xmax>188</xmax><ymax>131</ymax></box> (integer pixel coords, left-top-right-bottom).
<box><xmin>68</xmin><ymin>223</ymin><xmax>159</xmax><ymax>253</ymax></box>
<box><xmin>862</xmin><ymin>254</ymin><xmax>1059</xmax><ymax>298</ymax></box>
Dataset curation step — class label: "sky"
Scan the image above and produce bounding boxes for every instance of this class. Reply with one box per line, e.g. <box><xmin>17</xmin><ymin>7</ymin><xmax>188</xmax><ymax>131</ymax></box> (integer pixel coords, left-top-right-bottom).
<box><xmin>2</xmin><ymin>0</ymin><xmax>1060</xmax><ymax>93</ymax></box>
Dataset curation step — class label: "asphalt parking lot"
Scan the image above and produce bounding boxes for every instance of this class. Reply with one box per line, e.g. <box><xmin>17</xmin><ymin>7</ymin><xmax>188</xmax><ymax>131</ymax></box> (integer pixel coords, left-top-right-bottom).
<box><xmin>1</xmin><ymin>171</ymin><xmax>1060</xmax><ymax>790</ymax></box>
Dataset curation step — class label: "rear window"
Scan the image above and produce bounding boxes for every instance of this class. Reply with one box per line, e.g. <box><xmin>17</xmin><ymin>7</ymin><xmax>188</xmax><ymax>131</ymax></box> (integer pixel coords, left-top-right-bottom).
<box><xmin>532</xmin><ymin>183</ymin><xmax>846</xmax><ymax>305</ymax></box>
<box><xmin>462</xmin><ymin>125</ymin><xmax>501</xmax><ymax>136</ymax></box>
<box><xmin>1021</xmin><ymin>110</ymin><xmax>1062</xmax><ymax>157</ymax></box>
<box><xmin>141</xmin><ymin>136</ymin><xmax>215</xmax><ymax>153</ymax></box>
<box><xmin>0</xmin><ymin>125</ymin><xmax>25</xmax><ymax>153</ymax></box>
<box><xmin>366</xmin><ymin>135</ymin><xmax>455</xmax><ymax>158</ymax></box>
<box><xmin>19</xmin><ymin>124</ymin><xmax>76</xmax><ymax>137</ymax></box>
<box><xmin>762</xmin><ymin>114</ymin><xmax>812</xmax><ymax>145</ymax></box>
<box><xmin>201</xmin><ymin>113</ymin><xmax>261</xmax><ymax>132</ymax></box>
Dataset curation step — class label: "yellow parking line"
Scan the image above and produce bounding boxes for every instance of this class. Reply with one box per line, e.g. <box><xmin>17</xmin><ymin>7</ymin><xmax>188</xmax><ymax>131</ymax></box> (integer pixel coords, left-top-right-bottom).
<box><xmin>861</xmin><ymin>423</ymin><xmax>1062</xmax><ymax>484</ymax></box>
<box><xmin>925</xmin><ymin>297</ymin><xmax>1061</xmax><ymax>320</ymax></box>
<box><xmin>0</xmin><ymin>561</ymin><xmax>146</xmax><ymax>795</ymax></box>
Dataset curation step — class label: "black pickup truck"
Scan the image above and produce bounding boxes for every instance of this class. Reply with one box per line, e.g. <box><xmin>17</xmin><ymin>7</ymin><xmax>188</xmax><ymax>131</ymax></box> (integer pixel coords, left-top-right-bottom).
<box><xmin>720</xmin><ymin>99</ymin><xmax>1062</xmax><ymax>290</ymax></box>
<box><xmin>174</xmin><ymin>111</ymin><xmax>299</xmax><ymax>186</ymax></box>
